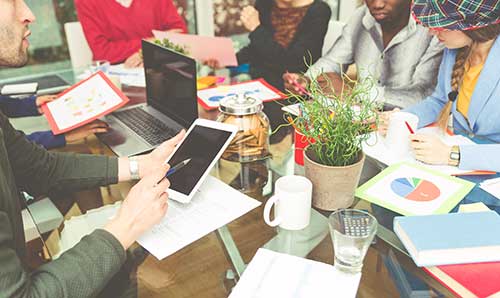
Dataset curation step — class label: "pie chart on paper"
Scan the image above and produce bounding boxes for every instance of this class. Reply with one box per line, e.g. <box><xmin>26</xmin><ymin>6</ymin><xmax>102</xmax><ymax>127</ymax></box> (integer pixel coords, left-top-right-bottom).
<box><xmin>390</xmin><ymin>177</ymin><xmax>441</xmax><ymax>202</ymax></box>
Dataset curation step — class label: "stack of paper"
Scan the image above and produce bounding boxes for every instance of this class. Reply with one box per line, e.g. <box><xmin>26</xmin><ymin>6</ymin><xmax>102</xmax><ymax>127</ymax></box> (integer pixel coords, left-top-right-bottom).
<box><xmin>57</xmin><ymin>202</ymin><xmax>121</xmax><ymax>257</ymax></box>
<box><xmin>229</xmin><ymin>248</ymin><xmax>361</xmax><ymax>298</ymax></box>
<box><xmin>137</xmin><ymin>175</ymin><xmax>261</xmax><ymax>260</ymax></box>
<box><xmin>57</xmin><ymin>176</ymin><xmax>260</xmax><ymax>260</ymax></box>
<box><xmin>107</xmin><ymin>64</ymin><xmax>146</xmax><ymax>87</ymax></box>
<box><xmin>362</xmin><ymin>127</ymin><xmax>478</xmax><ymax>176</ymax></box>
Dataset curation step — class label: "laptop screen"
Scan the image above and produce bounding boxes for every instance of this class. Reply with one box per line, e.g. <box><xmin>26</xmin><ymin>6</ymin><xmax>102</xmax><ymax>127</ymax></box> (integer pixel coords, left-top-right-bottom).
<box><xmin>142</xmin><ymin>41</ymin><xmax>198</xmax><ymax>128</ymax></box>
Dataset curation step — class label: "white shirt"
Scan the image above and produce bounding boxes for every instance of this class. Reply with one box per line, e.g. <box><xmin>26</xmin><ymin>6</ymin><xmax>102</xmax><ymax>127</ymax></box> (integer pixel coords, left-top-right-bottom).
<box><xmin>307</xmin><ymin>6</ymin><xmax>444</xmax><ymax>108</ymax></box>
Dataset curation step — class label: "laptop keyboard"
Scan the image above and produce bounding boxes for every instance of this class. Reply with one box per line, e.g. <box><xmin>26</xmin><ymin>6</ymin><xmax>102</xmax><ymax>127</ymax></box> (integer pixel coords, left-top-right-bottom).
<box><xmin>113</xmin><ymin>107</ymin><xmax>177</xmax><ymax>146</ymax></box>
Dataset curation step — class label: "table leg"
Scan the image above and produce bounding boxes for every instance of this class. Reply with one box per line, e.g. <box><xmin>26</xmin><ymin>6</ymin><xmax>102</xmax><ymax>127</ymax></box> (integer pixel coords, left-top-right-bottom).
<box><xmin>216</xmin><ymin>225</ymin><xmax>247</xmax><ymax>279</ymax></box>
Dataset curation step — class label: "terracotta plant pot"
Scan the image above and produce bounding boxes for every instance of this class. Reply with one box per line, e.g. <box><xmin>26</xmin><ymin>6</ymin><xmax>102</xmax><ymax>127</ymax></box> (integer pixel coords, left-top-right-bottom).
<box><xmin>304</xmin><ymin>147</ymin><xmax>366</xmax><ymax>211</ymax></box>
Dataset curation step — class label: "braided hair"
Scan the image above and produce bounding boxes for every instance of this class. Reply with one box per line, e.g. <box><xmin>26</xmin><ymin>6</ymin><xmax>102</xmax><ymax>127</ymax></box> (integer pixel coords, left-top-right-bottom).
<box><xmin>436</xmin><ymin>23</ymin><xmax>500</xmax><ymax>132</ymax></box>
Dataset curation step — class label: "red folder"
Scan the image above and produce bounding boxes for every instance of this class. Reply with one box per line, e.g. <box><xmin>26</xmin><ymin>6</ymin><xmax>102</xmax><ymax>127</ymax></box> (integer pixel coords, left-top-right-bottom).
<box><xmin>425</xmin><ymin>262</ymin><xmax>500</xmax><ymax>298</ymax></box>
<box><xmin>197</xmin><ymin>78</ymin><xmax>286</xmax><ymax>111</ymax></box>
<box><xmin>42</xmin><ymin>71</ymin><xmax>129</xmax><ymax>135</ymax></box>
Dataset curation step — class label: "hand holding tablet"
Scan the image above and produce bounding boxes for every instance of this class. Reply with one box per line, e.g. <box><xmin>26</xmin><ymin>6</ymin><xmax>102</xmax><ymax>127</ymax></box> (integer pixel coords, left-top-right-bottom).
<box><xmin>163</xmin><ymin>119</ymin><xmax>237</xmax><ymax>203</ymax></box>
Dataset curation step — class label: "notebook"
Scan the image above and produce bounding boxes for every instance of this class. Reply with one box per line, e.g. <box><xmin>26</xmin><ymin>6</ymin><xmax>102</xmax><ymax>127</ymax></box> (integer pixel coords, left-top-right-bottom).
<box><xmin>394</xmin><ymin>211</ymin><xmax>500</xmax><ymax>267</ymax></box>
<box><xmin>425</xmin><ymin>262</ymin><xmax>500</xmax><ymax>298</ymax></box>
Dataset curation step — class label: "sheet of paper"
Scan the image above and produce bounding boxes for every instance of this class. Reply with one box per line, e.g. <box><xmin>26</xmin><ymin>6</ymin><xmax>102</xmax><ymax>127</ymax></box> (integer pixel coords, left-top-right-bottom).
<box><xmin>108</xmin><ymin>64</ymin><xmax>146</xmax><ymax>87</ymax></box>
<box><xmin>229</xmin><ymin>248</ymin><xmax>361</xmax><ymax>298</ymax></box>
<box><xmin>458</xmin><ymin>202</ymin><xmax>491</xmax><ymax>213</ymax></box>
<box><xmin>137</xmin><ymin>175</ymin><xmax>261</xmax><ymax>260</ymax></box>
<box><xmin>1</xmin><ymin>83</ymin><xmax>38</xmax><ymax>95</ymax></box>
<box><xmin>43</xmin><ymin>72</ymin><xmax>129</xmax><ymax>134</ymax></box>
<box><xmin>356</xmin><ymin>163</ymin><xmax>475</xmax><ymax>216</ymax></box>
<box><xmin>362</xmin><ymin>127</ymin><xmax>477</xmax><ymax>176</ymax></box>
<box><xmin>57</xmin><ymin>202</ymin><xmax>122</xmax><ymax>258</ymax></box>
<box><xmin>152</xmin><ymin>30</ymin><xmax>238</xmax><ymax>67</ymax></box>
<box><xmin>480</xmin><ymin>177</ymin><xmax>500</xmax><ymax>201</ymax></box>
<box><xmin>197</xmin><ymin>79</ymin><xmax>285</xmax><ymax>110</ymax></box>
<box><xmin>281</xmin><ymin>103</ymin><xmax>300</xmax><ymax>116</ymax></box>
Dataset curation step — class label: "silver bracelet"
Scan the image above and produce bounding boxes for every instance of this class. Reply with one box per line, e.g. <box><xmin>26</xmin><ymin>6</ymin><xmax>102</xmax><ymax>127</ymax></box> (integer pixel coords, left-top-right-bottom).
<box><xmin>129</xmin><ymin>157</ymin><xmax>141</xmax><ymax>180</ymax></box>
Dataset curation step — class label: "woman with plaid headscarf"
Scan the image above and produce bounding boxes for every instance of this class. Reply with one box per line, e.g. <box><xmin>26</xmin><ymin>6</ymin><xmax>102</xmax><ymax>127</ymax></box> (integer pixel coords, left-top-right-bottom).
<box><xmin>381</xmin><ymin>0</ymin><xmax>500</xmax><ymax>173</ymax></box>
<box><xmin>375</xmin><ymin>2</ymin><xmax>500</xmax><ymax>294</ymax></box>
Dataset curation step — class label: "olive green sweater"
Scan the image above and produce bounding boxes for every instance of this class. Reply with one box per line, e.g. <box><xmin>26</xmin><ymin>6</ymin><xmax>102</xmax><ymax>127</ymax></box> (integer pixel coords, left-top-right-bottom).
<box><xmin>0</xmin><ymin>112</ymin><xmax>126</xmax><ymax>298</ymax></box>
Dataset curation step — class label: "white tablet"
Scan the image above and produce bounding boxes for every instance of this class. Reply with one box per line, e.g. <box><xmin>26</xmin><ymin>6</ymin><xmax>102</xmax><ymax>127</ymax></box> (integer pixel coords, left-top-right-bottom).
<box><xmin>165</xmin><ymin>119</ymin><xmax>237</xmax><ymax>203</ymax></box>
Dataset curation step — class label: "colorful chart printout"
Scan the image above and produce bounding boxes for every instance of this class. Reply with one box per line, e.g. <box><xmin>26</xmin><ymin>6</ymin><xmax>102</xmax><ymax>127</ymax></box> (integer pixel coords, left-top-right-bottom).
<box><xmin>390</xmin><ymin>178</ymin><xmax>441</xmax><ymax>202</ymax></box>
<box><xmin>355</xmin><ymin>163</ymin><xmax>474</xmax><ymax>216</ymax></box>
<box><xmin>42</xmin><ymin>72</ymin><xmax>129</xmax><ymax>134</ymax></box>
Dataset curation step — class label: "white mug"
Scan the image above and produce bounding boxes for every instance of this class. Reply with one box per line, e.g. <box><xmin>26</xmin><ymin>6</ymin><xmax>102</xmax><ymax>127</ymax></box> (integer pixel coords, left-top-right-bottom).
<box><xmin>263</xmin><ymin>175</ymin><xmax>312</xmax><ymax>230</ymax></box>
<box><xmin>384</xmin><ymin>112</ymin><xmax>419</xmax><ymax>158</ymax></box>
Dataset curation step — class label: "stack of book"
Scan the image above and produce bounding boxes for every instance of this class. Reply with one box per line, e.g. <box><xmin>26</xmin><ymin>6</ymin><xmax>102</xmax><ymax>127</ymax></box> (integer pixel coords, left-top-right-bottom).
<box><xmin>394</xmin><ymin>211</ymin><xmax>500</xmax><ymax>297</ymax></box>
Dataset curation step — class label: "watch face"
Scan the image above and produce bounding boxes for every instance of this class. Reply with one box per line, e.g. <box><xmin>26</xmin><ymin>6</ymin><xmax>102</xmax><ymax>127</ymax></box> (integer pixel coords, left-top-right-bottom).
<box><xmin>450</xmin><ymin>152</ymin><xmax>460</xmax><ymax>160</ymax></box>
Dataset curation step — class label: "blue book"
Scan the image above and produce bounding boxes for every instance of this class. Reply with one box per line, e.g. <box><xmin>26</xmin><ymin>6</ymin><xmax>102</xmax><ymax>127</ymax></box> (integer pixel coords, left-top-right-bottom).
<box><xmin>394</xmin><ymin>211</ymin><xmax>500</xmax><ymax>267</ymax></box>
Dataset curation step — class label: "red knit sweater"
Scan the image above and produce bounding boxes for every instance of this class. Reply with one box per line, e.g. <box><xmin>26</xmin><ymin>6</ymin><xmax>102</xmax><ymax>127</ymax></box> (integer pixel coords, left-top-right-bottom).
<box><xmin>75</xmin><ymin>0</ymin><xmax>187</xmax><ymax>64</ymax></box>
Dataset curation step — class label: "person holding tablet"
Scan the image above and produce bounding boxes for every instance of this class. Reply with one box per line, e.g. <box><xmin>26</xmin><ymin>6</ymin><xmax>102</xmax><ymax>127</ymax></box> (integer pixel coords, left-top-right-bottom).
<box><xmin>380</xmin><ymin>0</ymin><xmax>500</xmax><ymax>173</ymax></box>
<box><xmin>0</xmin><ymin>1</ymin><xmax>186</xmax><ymax>296</ymax></box>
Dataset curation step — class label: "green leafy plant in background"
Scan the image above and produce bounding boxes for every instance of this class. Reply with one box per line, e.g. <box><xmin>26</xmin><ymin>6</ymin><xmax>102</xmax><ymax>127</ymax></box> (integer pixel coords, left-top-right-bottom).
<box><xmin>154</xmin><ymin>38</ymin><xmax>190</xmax><ymax>56</ymax></box>
<box><xmin>286</xmin><ymin>73</ymin><xmax>381</xmax><ymax>167</ymax></box>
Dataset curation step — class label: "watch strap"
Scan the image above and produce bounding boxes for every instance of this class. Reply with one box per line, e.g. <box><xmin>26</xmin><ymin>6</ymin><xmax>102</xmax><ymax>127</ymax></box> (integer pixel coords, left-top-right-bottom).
<box><xmin>129</xmin><ymin>157</ymin><xmax>140</xmax><ymax>180</ymax></box>
<box><xmin>449</xmin><ymin>145</ymin><xmax>460</xmax><ymax>167</ymax></box>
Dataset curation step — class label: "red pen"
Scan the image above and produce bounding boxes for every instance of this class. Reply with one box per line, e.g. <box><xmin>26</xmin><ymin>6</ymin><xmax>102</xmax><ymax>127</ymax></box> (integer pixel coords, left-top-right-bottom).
<box><xmin>405</xmin><ymin>121</ymin><xmax>415</xmax><ymax>134</ymax></box>
<box><xmin>286</xmin><ymin>71</ymin><xmax>311</xmax><ymax>97</ymax></box>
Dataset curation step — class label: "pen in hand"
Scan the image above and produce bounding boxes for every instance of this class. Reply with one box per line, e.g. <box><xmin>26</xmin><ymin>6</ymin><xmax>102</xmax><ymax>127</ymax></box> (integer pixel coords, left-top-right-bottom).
<box><xmin>157</xmin><ymin>158</ymin><xmax>192</xmax><ymax>185</ymax></box>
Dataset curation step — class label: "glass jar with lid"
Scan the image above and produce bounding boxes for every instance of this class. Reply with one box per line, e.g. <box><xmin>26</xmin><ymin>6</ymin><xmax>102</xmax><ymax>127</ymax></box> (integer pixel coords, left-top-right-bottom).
<box><xmin>217</xmin><ymin>94</ymin><xmax>271</xmax><ymax>163</ymax></box>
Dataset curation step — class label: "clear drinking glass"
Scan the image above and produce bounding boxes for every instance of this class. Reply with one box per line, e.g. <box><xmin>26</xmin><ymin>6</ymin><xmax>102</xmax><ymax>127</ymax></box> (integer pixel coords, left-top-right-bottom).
<box><xmin>329</xmin><ymin>209</ymin><xmax>377</xmax><ymax>274</ymax></box>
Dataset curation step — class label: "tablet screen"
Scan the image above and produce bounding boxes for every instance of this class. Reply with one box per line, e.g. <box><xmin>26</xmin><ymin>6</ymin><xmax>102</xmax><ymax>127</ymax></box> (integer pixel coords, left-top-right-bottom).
<box><xmin>167</xmin><ymin>125</ymin><xmax>233</xmax><ymax>195</ymax></box>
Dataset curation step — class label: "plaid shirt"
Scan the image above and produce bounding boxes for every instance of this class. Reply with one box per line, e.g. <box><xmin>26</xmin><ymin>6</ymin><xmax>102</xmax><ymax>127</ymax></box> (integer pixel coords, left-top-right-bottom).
<box><xmin>306</xmin><ymin>6</ymin><xmax>445</xmax><ymax>108</ymax></box>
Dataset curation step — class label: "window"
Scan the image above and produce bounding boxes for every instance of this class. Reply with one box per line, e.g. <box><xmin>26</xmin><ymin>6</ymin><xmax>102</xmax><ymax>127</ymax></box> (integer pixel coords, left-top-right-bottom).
<box><xmin>0</xmin><ymin>0</ymin><xmax>197</xmax><ymax>81</ymax></box>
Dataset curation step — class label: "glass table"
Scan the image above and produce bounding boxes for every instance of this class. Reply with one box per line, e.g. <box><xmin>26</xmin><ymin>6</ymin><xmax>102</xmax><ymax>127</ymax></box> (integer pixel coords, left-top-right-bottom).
<box><xmin>9</xmin><ymin>69</ymin><xmax>465</xmax><ymax>297</ymax></box>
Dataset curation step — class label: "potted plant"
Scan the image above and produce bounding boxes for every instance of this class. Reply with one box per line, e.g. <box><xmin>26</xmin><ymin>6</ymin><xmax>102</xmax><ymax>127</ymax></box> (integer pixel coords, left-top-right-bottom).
<box><xmin>153</xmin><ymin>38</ymin><xmax>190</xmax><ymax>56</ymax></box>
<box><xmin>286</xmin><ymin>73</ymin><xmax>379</xmax><ymax>210</ymax></box>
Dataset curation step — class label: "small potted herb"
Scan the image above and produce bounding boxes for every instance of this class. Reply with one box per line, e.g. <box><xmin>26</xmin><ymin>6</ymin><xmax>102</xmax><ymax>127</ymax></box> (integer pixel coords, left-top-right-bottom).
<box><xmin>286</xmin><ymin>73</ymin><xmax>379</xmax><ymax>210</ymax></box>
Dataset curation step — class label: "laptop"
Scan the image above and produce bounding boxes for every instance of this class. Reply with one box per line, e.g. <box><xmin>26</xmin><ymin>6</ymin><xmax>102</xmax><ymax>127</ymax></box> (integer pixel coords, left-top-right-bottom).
<box><xmin>97</xmin><ymin>40</ymin><xmax>198</xmax><ymax>157</ymax></box>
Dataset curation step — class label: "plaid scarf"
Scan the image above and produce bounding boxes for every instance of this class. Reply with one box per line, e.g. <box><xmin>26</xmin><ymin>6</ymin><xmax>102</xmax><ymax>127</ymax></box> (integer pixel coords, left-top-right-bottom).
<box><xmin>412</xmin><ymin>0</ymin><xmax>500</xmax><ymax>30</ymax></box>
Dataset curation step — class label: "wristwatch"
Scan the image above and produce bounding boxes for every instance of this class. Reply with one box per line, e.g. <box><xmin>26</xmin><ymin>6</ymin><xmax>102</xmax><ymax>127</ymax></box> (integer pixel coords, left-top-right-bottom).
<box><xmin>129</xmin><ymin>157</ymin><xmax>141</xmax><ymax>180</ymax></box>
<box><xmin>449</xmin><ymin>146</ymin><xmax>460</xmax><ymax>167</ymax></box>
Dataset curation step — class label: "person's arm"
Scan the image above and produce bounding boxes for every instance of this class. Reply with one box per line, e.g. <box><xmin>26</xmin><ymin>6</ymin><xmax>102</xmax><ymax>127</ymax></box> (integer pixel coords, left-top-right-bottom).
<box><xmin>161</xmin><ymin>0</ymin><xmax>187</xmax><ymax>32</ymax></box>
<box><xmin>0</xmin><ymin>95</ymin><xmax>39</xmax><ymax>117</ymax></box>
<box><xmin>305</xmin><ymin>9</ymin><xmax>358</xmax><ymax>78</ymax></box>
<box><xmin>383</xmin><ymin>37</ymin><xmax>445</xmax><ymax>108</ymax></box>
<box><xmin>236</xmin><ymin>46</ymin><xmax>252</xmax><ymax>65</ymax></box>
<box><xmin>404</xmin><ymin>49</ymin><xmax>452</xmax><ymax>128</ymax></box>
<box><xmin>0</xmin><ymin>214</ymin><xmax>126</xmax><ymax>298</ymax></box>
<box><xmin>75</xmin><ymin>0</ymin><xmax>142</xmax><ymax>64</ymax></box>
<box><xmin>0</xmin><ymin>112</ymin><xmax>118</xmax><ymax>197</ymax></box>
<box><xmin>26</xmin><ymin>131</ymin><xmax>66</xmax><ymax>150</ymax></box>
<box><xmin>248</xmin><ymin>4</ymin><xmax>331</xmax><ymax>71</ymax></box>
<box><xmin>459</xmin><ymin>144</ymin><xmax>500</xmax><ymax>171</ymax></box>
